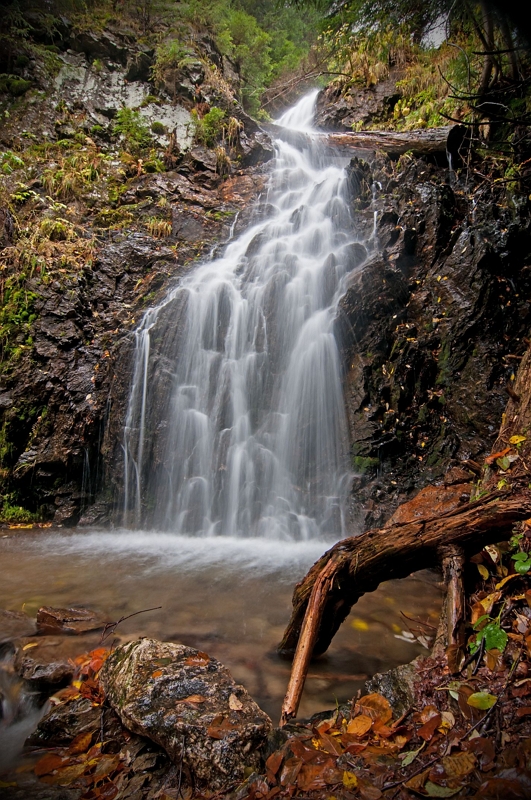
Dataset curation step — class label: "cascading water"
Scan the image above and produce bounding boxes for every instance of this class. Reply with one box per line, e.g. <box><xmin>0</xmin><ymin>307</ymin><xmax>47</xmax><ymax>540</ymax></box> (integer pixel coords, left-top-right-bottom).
<box><xmin>123</xmin><ymin>90</ymin><xmax>366</xmax><ymax>539</ymax></box>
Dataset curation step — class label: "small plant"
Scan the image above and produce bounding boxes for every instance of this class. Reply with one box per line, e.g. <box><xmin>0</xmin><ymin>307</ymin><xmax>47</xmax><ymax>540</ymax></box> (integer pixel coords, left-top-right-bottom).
<box><xmin>141</xmin><ymin>95</ymin><xmax>159</xmax><ymax>107</ymax></box>
<box><xmin>512</xmin><ymin>550</ymin><xmax>531</xmax><ymax>574</ymax></box>
<box><xmin>468</xmin><ymin>612</ymin><xmax>508</xmax><ymax>654</ymax></box>
<box><xmin>113</xmin><ymin>108</ymin><xmax>152</xmax><ymax>155</ymax></box>
<box><xmin>39</xmin><ymin>217</ymin><xmax>76</xmax><ymax>242</ymax></box>
<box><xmin>215</xmin><ymin>146</ymin><xmax>231</xmax><ymax>176</ymax></box>
<box><xmin>146</xmin><ymin>217</ymin><xmax>172</xmax><ymax>238</ymax></box>
<box><xmin>192</xmin><ymin>106</ymin><xmax>226</xmax><ymax>147</ymax></box>
<box><xmin>0</xmin><ymin>494</ymin><xmax>36</xmax><ymax>523</ymax></box>
<box><xmin>151</xmin><ymin>121</ymin><xmax>166</xmax><ymax>135</ymax></box>
<box><xmin>0</xmin><ymin>73</ymin><xmax>32</xmax><ymax>96</ymax></box>
<box><xmin>1</xmin><ymin>151</ymin><xmax>24</xmax><ymax>175</ymax></box>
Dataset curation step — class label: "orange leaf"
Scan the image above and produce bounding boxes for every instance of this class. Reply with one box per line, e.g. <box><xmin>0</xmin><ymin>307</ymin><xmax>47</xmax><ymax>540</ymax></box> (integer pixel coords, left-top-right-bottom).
<box><xmin>347</xmin><ymin>715</ymin><xmax>373</xmax><ymax>736</ymax></box>
<box><xmin>185</xmin><ymin>651</ymin><xmax>210</xmax><ymax>666</ymax></box>
<box><xmin>485</xmin><ymin>448</ymin><xmax>511</xmax><ymax>465</ymax></box>
<box><xmin>207</xmin><ymin>715</ymin><xmax>238</xmax><ymax>739</ymax></box>
<box><xmin>92</xmin><ymin>754</ymin><xmax>120</xmax><ymax>780</ymax></box>
<box><xmin>296</xmin><ymin>762</ymin><xmax>332</xmax><ymax>791</ymax></box>
<box><xmin>279</xmin><ymin>757</ymin><xmax>302</xmax><ymax>787</ymax></box>
<box><xmin>404</xmin><ymin>767</ymin><xmax>430</xmax><ymax>791</ymax></box>
<box><xmin>356</xmin><ymin>693</ymin><xmax>393</xmax><ymax>724</ymax></box>
<box><xmin>266</xmin><ymin>751</ymin><xmax>283</xmax><ymax>777</ymax></box>
<box><xmin>151</xmin><ymin>669</ymin><xmax>163</xmax><ymax>678</ymax></box>
<box><xmin>68</xmin><ymin>732</ymin><xmax>93</xmax><ymax>755</ymax></box>
<box><xmin>418</xmin><ymin>714</ymin><xmax>441</xmax><ymax>741</ymax></box>
<box><xmin>441</xmin><ymin>750</ymin><xmax>476</xmax><ymax>779</ymax></box>
<box><xmin>35</xmin><ymin>754</ymin><xmax>69</xmax><ymax>777</ymax></box>
<box><xmin>290</xmin><ymin>740</ymin><xmax>321</xmax><ymax>763</ymax></box>
<box><xmin>179</xmin><ymin>694</ymin><xmax>206</xmax><ymax>705</ymax></box>
<box><xmin>42</xmin><ymin>763</ymin><xmax>87</xmax><ymax>785</ymax></box>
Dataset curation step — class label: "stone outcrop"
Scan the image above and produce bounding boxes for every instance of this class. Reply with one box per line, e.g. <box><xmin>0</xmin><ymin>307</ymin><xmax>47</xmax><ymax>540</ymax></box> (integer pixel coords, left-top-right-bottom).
<box><xmin>0</xmin><ymin>20</ymin><xmax>271</xmax><ymax>525</ymax></box>
<box><xmin>100</xmin><ymin>638</ymin><xmax>272</xmax><ymax>791</ymax></box>
<box><xmin>337</xmin><ymin>153</ymin><xmax>531</xmax><ymax>529</ymax></box>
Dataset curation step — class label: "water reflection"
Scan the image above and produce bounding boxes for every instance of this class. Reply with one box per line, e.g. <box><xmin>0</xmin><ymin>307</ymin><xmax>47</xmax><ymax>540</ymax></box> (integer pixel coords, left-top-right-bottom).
<box><xmin>0</xmin><ymin>531</ymin><xmax>442</xmax><ymax>721</ymax></box>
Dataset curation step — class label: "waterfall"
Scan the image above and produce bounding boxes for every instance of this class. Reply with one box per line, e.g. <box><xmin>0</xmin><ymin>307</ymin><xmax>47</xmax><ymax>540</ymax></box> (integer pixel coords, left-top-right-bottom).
<box><xmin>123</xmin><ymin>90</ymin><xmax>366</xmax><ymax>540</ymax></box>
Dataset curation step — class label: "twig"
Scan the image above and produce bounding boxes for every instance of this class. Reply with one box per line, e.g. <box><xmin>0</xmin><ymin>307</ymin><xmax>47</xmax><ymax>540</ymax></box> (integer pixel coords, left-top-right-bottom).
<box><xmin>177</xmin><ymin>734</ymin><xmax>185</xmax><ymax>799</ymax></box>
<box><xmin>472</xmin><ymin>635</ymin><xmax>486</xmax><ymax>676</ymax></box>
<box><xmin>381</xmin><ymin>752</ymin><xmax>442</xmax><ymax>790</ymax></box>
<box><xmin>99</xmin><ymin>605</ymin><xmax>162</xmax><ymax>643</ymax></box>
<box><xmin>460</xmin><ymin>646</ymin><xmax>522</xmax><ymax>738</ymax></box>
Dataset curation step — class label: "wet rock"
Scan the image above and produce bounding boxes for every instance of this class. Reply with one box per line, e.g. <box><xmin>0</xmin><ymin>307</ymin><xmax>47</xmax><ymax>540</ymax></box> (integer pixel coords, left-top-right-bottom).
<box><xmin>364</xmin><ymin>658</ymin><xmax>421</xmax><ymax>718</ymax></box>
<box><xmin>0</xmin><ymin>610</ymin><xmax>36</xmax><ymax>643</ymax></box>
<box><xmin>100</xmin><ymin>638</ymin><xmax>272</xmax><ymax>790</ymax></box>
<box><xmin>218</xmin><ymin>173</ymin><xmax>268</xmax><ymax>205</ymax></box>
<box><xmin>15</xmin><ymin>652</ymin><xmax>74</xmax><ymax>688</ymax></box>
<box><xmin>385</xmin><ymin>480</ymin><xmax>472</xmax><ymax>527</ymax></box>
<box><xmin>0</xmin><ymin>207</ymin><xmax>16</xmax><ymax>247</ymax></box>
<box><xmin>36</xmin><ymin>606</ymin><xmax>106</xmax><ymax>635</ymax></box>
<box><xmin>27</xmin><ymin>695</ymin><xmax>102</xmax><ymax>746</ymax></box>
<box><xmin>316</xmin><ymin>74</ymin><xmax>402</xmax><ymax>130</ymax></box>
<box><xmin>337</xmin><ymin>151</ymin><xmax>531</xmax><ymax>528</ymax></box>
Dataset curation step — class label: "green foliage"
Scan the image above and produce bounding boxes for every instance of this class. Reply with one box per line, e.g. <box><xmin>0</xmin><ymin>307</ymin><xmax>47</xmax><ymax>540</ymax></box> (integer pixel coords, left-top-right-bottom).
<box><xmin>469</xmin><ymin>614</ymin><xmax>508</xmax><ymax>654</ymax></box>
<box><xmin>192</xmin><ymin>106</ymin><xmax>226</xmax><ymax>146</ymax></box>
<box><xmin>150</xmin><ymin>121</ymin><xmax>166</xmax><ymax>135</ymax></box>
<box><xmin>0</xmin><ymin>151</ymin><xmax>25</xmax><ymax>175</ymax></box>
<box><xmin>512</xmin><ymin>550</ymin><xmax>531</xmax><ymax>574</ymax></box>
<box><xmin>151</xmin><ymin>39</ymin><xmax>198</xmax><ymax>86</ymax></box>
<box><xmin>0</xmin><ymin>275</ymin><xmax>37</xmax><ymax>366</ymax></box>
<box><xmin>113</xmin><ymin>107</ymin><xmax>152</xmax><ymax>155</ymax></box>
<box><xmin>0</xmin><ymin>495</ymin><xmax>36</xmax><ymax>523</ymax></box>
<box><xmin>352</xmin><ymin>455</ymin><xmax>380</xmax><ymax>474</ymax></box>
<box><xmin>219</xmin><ymin>8</ymin><xmax>272</xmax><ymax>112</ymax></box>
<box><xmin>0</xmin><ymin>73</ymin><xmax>32</xmax><ymax>96</ymax></box>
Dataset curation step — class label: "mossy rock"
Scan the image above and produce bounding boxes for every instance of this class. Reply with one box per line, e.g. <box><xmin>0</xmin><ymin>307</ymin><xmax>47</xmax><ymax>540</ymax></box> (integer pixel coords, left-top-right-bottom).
<box><xmin>0</xmin><ymin>74</ymin><xmax>33</xmax><ymax>97</ymax></box>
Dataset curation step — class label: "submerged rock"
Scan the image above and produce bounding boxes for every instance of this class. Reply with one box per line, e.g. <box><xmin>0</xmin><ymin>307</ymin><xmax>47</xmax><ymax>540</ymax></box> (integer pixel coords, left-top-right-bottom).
<box><xmin>0</xmin><ymin>609</ymin><xmax>36</xmax><ymax>643</ymax></box>
<box><xmin>36</xmin><ymin>607</ymin><xmax>106</xmax><ymax>635</ymax></box>
<box><xmin>100</xmin><ymin>638</ymin><xmax>272</xmax><ymax>790</ymax></box>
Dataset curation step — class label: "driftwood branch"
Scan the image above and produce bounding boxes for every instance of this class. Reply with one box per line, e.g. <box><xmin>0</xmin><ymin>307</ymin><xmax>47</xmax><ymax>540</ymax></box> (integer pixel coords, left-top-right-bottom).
<box><xmin>262</xmin><ymin>124</ymin><xmax>457</xmax><ymax>158</ymax></box>
<box><xmin>433</xmin><ymin>544</ymin><xmax>466</xmax><ymax>673</ymax></box>
<box><xmin>278</xmin><ymin>343</ymin><xmax>531</xmax><ymax>724</ymax></box>
<box><xmin>278</xmin><ymin>490</ymin><xmax>531</xmax><ymax>723</ymax></box>
<box><xmin>278</xmin><ymin>490</ymin><xmax>531</xmax><ymax>661</ymax></box>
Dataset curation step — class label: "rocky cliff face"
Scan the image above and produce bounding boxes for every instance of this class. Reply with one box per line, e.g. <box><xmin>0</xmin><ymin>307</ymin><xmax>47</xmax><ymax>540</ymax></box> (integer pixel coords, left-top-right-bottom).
<box><xmin>338</xmin><ymin>153</ymin><xmax>531</xmax><ymax>530</ymax></box>
<box><xmin>0</xmin><ymin>21</ymin><xmax>271</xmax><ymax>525</ymax></box>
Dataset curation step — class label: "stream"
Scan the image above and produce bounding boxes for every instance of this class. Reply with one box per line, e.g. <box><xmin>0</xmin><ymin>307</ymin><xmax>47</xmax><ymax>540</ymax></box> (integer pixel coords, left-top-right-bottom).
<box><xmin>0</xmin><ymin>530</ymin><xmax>441</xmax><ymax>726</ymax></box>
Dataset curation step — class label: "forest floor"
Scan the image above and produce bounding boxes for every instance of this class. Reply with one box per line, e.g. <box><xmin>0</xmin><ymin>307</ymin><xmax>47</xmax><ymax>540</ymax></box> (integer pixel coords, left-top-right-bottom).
<box><xmin>1</xmin><ymin>540</ymin><xmax>531</xmax><ymax>800</ymax></box>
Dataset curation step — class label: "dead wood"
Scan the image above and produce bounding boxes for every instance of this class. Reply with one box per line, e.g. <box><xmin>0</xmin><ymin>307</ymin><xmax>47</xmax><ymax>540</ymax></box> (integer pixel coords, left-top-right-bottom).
<box><xmin>262</xmin><ymin>124</ymin><xmax>458</xmax><ymax>157</ymax></box>
<box><xmin>278</xmin><ymin>339</ymin><xmax>531</xmax><ymax>725</ymax></box>
<box><xmin>433</xmin><ymin>544</ymin><xmax>466</xmax><ymax>673</ymax></box>
<box><xmin>278</xmin><ymin>489</ymin><xmax>531</xmax><ymax>665</ymax></box>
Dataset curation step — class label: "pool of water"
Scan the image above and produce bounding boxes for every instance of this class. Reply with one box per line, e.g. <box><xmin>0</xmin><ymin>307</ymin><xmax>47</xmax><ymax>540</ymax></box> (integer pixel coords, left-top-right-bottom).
<box><xmin>0</xmin><ymin>529</ymin><xmax>442</xmax><ymax>722</ymax></box>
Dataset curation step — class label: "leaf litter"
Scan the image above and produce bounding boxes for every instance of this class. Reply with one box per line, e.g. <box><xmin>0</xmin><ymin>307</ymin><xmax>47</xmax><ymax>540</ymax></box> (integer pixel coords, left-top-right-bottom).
<box><xmin>3</xmin><ymin>542</ymin><xmax>531</xmax><ymax>798</ymax></box>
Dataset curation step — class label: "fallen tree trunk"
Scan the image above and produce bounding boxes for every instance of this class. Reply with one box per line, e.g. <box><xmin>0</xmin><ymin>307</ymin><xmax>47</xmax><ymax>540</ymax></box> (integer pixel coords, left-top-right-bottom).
<box><xmin>279</xmin><ymin>346</ymin><xmax>531</xmax><ymax>724</ymax></box>
<box><xmin>278</xmin><ymin>488</ymin><xmax>531</xmax><ymax>661</ymax></box>
<box><xmin>262</xmin><ymin>124</ymin><xmax>461</xmax><ymax>158</ymax></box>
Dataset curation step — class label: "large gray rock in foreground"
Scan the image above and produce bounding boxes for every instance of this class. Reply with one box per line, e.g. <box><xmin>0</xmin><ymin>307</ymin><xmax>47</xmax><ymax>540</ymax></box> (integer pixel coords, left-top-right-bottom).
<box><xmin>99</xmin><ymin>638</ymin><xmax>272</xmax><ymax>790</ymax></box>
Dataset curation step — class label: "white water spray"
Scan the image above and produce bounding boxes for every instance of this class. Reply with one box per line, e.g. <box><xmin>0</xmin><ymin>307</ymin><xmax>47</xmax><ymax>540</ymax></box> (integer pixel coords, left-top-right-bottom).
<box><xmin>123</xmin><ymin>91</ymin><xmax>366</xmax><ymax>539</ymax></box>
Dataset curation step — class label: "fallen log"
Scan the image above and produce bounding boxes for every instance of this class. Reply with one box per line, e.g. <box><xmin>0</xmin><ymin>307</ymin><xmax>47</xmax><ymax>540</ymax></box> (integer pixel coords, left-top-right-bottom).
<box><xmin>279</xmin><ymin>488</ymin><xmax>531</xmax><ymax>661</ymax></box>
<box><xmin>278</xmin><ymin>488</ymin><xmax>531</xmax><ymax>724</ymax></box>
<box><xmin>262</xmin><ymin>123</ymin><xmax>465</xmax><ymax>158</ymax></box>
<box><xmin>279</xmin><ymin>344</ymin><xmax>531</xmax><ymax>725</ymax></box>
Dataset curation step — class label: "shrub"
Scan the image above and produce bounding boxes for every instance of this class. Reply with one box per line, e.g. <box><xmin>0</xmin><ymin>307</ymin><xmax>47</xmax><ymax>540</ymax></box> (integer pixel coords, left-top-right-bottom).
<box><xmin>193</xmin><ymin>106</ymin><xmax>226</xmax><ymax>146</ymax></box>
<box><xmin>113</xmin><ymin>107</ymin><xmax>152</xmax><ymax>155</ymax></box>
